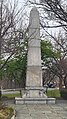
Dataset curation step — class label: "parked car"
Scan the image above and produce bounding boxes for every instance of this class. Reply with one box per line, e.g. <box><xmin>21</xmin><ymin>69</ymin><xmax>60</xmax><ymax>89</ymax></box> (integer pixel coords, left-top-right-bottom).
<box><xmin>44</xmin><ymin>82</ymin><xmax>56</xmax><ymax>88</ymax></box>
<box><xmin>47</xmin><ymin>82</ymin><xmax>56</xmax><ymax>88</ymax></box>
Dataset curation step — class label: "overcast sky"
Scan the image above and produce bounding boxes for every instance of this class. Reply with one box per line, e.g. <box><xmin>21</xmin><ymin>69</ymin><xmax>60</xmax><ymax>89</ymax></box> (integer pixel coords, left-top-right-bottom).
<box><xmin>17</xmin><ymin>0</ymin><xmax>64</xmax><ymax>40</ymax></box>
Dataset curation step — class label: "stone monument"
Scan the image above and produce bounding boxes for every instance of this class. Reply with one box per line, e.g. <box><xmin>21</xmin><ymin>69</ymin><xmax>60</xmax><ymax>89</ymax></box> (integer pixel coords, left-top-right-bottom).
<box><xmin>26</xmin><ymin>7</ymin><xmax>44</xmax><ymax>98</ymax></box>
<box><xmin>15</xmin><ymin>7</ymin><xmax>56</xmax><ymax>104</ymax></box>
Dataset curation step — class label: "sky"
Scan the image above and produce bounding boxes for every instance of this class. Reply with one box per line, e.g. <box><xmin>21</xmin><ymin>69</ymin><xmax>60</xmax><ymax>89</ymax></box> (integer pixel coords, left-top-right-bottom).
<box><xmin>17</xmin><ymin>0</ymin><xmax>41</xmax><ymax>28</ymax></box>
<box><xmin>17</xmin><ymin>0</ymin><xmax>65</xmax><ymax>41</ymax></box>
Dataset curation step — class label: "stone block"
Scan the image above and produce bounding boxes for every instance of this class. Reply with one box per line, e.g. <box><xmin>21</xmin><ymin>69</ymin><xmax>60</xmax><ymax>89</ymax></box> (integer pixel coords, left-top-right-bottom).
<box><xmin>15</xmin><ymin>97</ymin><xmax>56</xmax><ymax>104</ymax></box>
<box><xmin>26</xmin><ymin>66</ymin><xmax>42</xmax><ymax>87</ymax></box>
<box><xmin>47</xmin><ymin>98</ymin><xmax>56</xmax><ymax>104</ymax></box>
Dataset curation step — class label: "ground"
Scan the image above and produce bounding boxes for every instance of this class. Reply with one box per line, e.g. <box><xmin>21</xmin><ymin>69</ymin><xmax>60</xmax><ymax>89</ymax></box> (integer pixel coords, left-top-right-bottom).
<box><xmin>6</xmin><ymin>100</ymin><xmax>67</xmax><ymax>119</ymax></box>
<box><xmin>1</xmin><ymin>90</ymin><xmax>67</xmax><ymax>119</ymax></box>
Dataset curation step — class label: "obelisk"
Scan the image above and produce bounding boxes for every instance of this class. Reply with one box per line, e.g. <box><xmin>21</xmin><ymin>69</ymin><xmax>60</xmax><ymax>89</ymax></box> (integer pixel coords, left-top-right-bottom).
<box><xmin>26</xmin><ymin>7</ymin><xmax>43</xmax><ymax>97</ymax></box>
<box><xmin>15</xmin><ymin>7</ymin><xmax>56</xmax><ymax>104</ymax></box>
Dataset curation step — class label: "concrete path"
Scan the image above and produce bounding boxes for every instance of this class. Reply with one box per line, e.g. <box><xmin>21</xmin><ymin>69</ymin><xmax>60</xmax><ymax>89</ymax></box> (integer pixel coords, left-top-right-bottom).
<box><xmin>10</xmin><ymin>101</ymin><xmax>67</xmax><ymax>119</ymax></box>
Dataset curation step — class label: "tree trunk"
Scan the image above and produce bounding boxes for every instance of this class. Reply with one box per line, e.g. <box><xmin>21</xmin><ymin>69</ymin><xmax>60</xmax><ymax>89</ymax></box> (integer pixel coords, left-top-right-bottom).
<box><xmin>59</xmin><ymin>78</ymin><xmax>63</xmax><ymax>90</ymax></box>
<box><xmin>0</xmin><ymin>87</ymin><xmax>2</xmax><ymax>100</ymax></box>
<box><xmin>64</xmin><ymin>77</ymin><xmax>67</xmax><ymax>89</ymax></box>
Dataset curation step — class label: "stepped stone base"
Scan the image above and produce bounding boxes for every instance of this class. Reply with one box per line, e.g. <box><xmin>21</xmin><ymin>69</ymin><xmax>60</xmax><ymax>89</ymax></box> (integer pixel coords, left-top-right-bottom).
<box><xmin>15</xmin><ymin>87</ymin><xmax>56</xmax><ymax>104</ymax></box>
<box><xmin>15</xmin><ymin>97</ymin><xmax>56</xmax><ymax>104</ymax></box>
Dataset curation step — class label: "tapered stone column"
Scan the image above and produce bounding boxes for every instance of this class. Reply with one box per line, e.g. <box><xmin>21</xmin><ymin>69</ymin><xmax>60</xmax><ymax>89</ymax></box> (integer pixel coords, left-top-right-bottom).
<box><xmin>15</xmin><ymin>7</ymin><xmax>56</xmax><ymax>104</ymax></box>
<box><xmin>26</xmin><ymin>7</ymin><xmax>43</xmax><ymax>98</ymax></box>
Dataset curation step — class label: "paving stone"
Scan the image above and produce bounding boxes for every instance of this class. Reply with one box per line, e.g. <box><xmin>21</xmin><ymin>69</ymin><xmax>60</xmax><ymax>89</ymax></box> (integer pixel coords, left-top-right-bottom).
<box><xmin>9</xmin><ymin>101</ymin><xmax>67</xmax><ymax>119</ymax></box>
<box><xmin>48</xmin><ymin>117</ymin><xmax>62</xmax><ymax>119</ymax></box>
<box><xmin>64</xmin><ymin>107</ymin><xmax>67</xmax><ymax>111</ymax></box>
<box><xmin>47</xmin><ymin>113</ymin><xmax>59</xmax><ymax>117</ymax></box>
<box><xmin>62</xmin><ymin>117</ymin><xmax>67</xmax><ymax>119</ymax></box>
<box><xmin>56</xmin><ymin>110</ymin><xmax>67</xmax><ymax>114</ymax></box>
<box><xmin>50</xmin><ymin>105</ymin><xmax>63</xmax><ymax>109</ymax></box>
<box><xmin>58</xmin><ymin>113</ymin><xmax>67</xmax><ymax>117</ymax></box>
<box><xmin>18</xmin><ymin>116</ymin><xmax>31</xmax><ymax>118</ymax></box>
<box><xmin>15</xmin><ymin>105</ymin><xmax>66</xmax><ymax>119</ymax></box>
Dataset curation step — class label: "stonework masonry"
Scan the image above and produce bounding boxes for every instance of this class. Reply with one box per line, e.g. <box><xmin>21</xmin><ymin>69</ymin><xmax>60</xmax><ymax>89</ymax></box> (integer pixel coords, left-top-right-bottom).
<box><xmin>15</xmin><ymin>7</ymin><xmax>56</xmax><ymax>104</ymax></box>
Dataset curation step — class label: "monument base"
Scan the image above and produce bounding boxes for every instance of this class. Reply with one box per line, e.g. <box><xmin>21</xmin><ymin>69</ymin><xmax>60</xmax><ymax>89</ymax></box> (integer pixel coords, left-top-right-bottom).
<box><xmin>23</xmin><ymin>86</ymin><xmax>47</xmax><ymax>98</ymax></box>
<box><xmin>15</xmin><ymin>87</ymin><xmax>56</xmax><ymax>104</ymax></box>
<box><xmin>15</xmin><ymin>97</ymin><xmax>56</xmax><ymax>104</ymax></box>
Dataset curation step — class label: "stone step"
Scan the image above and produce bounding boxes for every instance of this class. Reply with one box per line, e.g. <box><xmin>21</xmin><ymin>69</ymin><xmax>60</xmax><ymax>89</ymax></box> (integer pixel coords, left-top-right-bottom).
<box><xmin>15</xmin><ymin>97</ymin><xmax>56</xmax><ymax>104</ymax></box>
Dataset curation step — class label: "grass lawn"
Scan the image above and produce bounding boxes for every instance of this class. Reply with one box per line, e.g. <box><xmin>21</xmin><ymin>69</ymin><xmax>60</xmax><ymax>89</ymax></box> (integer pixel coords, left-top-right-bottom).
<box><xmin>46</xmin><ymin>89</ymin><xmax>61</xmax><ymax>98</ymax></box>
<box><xmin>2</xmin><ymin>92</ymin><xmax>20</xmax><ymax>99</ymax></box>
<box><xmin>2</xmin><ymin>89</ymin><xmax>61</xmax><ymax>99</ymax></box>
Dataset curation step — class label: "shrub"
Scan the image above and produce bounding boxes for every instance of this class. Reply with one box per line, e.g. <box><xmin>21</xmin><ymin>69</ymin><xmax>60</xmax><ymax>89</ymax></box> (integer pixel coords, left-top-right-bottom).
<box><xmin>0</xmin><ymin>102</ymin><xmax>14</xmax><ymax>119</ymax></box>
<box><xmin>60</xmin><ymin>88</ymin><xmax>67</xmax><ymax>100</ymax></box>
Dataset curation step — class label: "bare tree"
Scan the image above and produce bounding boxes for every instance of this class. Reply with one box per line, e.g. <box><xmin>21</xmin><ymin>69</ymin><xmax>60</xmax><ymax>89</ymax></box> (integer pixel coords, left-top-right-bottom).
<box><xmin>0</xmin><ymin>0</ymin><xmax>28</xmax><ymax>67</ymax></box>
<box><xmin>45</xmin><ymin>33</ymin><xmax>67</xmax><ymax>89</ymax></box>
<box><xmin>29</xmin><ymin>0</ymin><xmax>67</xmax><ymax>89</ymax></box>
<box><xmin>0</xmin><ymin>0</ymin><xmax>28</xmax><ymax>99</ymax></box>
<box><xmin>38</xmin><ymin>0</ymin><xmax>67</xmax><ymax>29</ymax></box>
<box><xmin>0</xmin><ymin>0</ymin><xmax>24</xmax><ymax>58</ymax></box>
